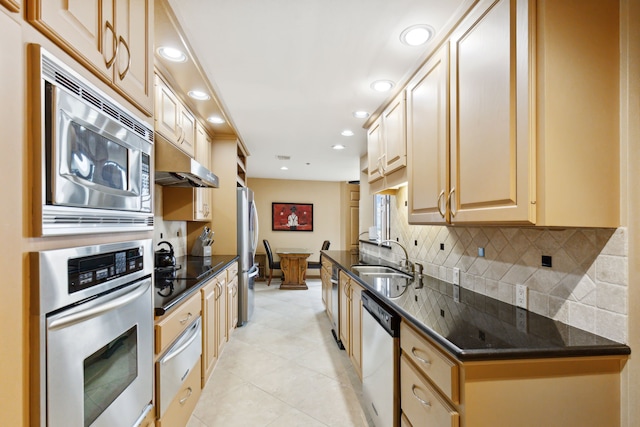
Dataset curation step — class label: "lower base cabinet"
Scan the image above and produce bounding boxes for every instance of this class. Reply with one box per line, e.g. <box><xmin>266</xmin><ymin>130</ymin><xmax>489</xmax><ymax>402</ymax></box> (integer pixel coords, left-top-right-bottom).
<box><xmin>400</xmin><ymin>320</ymin><xmax>626</xmax><ymax>427</ymax></box>
<box><xmin>156</xmin><ymin>359</ymin><xmax>202</xmax><ymax>427</ymax></box>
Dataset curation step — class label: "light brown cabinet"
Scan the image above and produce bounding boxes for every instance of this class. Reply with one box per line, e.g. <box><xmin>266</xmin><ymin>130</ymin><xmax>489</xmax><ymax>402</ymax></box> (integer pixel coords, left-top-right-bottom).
<box><xmin>226</xmin><ymin>262</ymin><xmax>239</xmax><ymax>338</ymax></box>
<box><xmin>201</xmin><ymin>270</ymin><xmax>227</xmax><ymax>386</ymax></box>
<box><xmin>163</xmin><ymin>186</ymin><xmax>212</xmax><ymax>222</ymax></box>
<box><xmin>367</xmin><ymin>93</ymin><xmax>407</xmax><ymax>185</ymax></box>
<box><xmin>154</xmin><ymin>291</ymin><xmax>201</xmax><ymax>355</ymax></box>
<box><xmin>27</xmin><ymin>0</ymin><xmax>153</xmax><ymax>115</ymax></box>
<box><xmin>155</xmin><ymin>74</ymin><xmax>196</xmax><ymax>157</ymax></box>
<box><xmin>338</xmin><ymin>270</ymin><xmax>364</xmax><ymax>379</ymax></box>
<box><xmin>0</xmin><ymin>0</ymin><xmax>19</xmax><ymax>12</ymax></box>
<box><xmin>156</xmin><ymin>359</ymin><xmax>202</xmax><ymax>427</ymax></box>
<box><xmin>400</xmin><ymin>320</ymin><xmax>626</xmax><ymax>427</ymax></box>
<box><xmin>405</xmin><ymin>0</ymin><xmax>619</xmax><ymax>227</ymax></box>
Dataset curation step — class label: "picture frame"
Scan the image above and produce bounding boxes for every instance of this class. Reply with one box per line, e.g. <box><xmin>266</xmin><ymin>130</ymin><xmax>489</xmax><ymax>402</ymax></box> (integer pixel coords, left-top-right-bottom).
<box><xmin>272</xmin><ymin>202</ymin><xmax>313</xmax><ymax>231</ymax></box>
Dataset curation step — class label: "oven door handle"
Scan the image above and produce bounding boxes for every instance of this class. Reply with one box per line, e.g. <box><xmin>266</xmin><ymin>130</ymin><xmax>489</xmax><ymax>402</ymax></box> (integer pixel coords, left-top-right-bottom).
<box><xmin>48</xmin><ymin>281</ymin><xmax>150</xmax><ymax>331</ymax></box>
<box><xmin>161</xmin><ymin>318</ymin><xmax>201</xmax><ymax>365</ymax></box>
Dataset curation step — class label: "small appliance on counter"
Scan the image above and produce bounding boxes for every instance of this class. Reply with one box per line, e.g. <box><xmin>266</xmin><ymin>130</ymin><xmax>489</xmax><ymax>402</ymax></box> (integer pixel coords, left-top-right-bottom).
<box><xmin>191</xmin><ymin>226</ymin><xmax>214</xmax><ymax>256</ymax></box>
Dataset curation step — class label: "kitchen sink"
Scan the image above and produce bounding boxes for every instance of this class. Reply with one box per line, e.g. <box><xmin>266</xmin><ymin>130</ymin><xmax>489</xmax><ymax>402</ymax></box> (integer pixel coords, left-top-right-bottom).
<box><xmin>351</xmin><ymin>265</ymin><xmax>412</xmax><ymax>278</ymax></box>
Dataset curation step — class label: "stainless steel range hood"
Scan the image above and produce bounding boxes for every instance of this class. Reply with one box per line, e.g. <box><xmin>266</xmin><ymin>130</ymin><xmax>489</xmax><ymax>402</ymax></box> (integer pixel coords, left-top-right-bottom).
<box><xmin>154</xmin><ymin>134</ymin><xmax>219</xmax><ymax>188</ymax></box>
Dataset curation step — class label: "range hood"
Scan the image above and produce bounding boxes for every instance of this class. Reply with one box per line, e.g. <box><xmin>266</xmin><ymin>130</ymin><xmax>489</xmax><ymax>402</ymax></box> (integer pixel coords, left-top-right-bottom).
<box><xmin>154</xmin><ymin>134</ymin><xmax>219</xmax><ymax>188</ymax></box>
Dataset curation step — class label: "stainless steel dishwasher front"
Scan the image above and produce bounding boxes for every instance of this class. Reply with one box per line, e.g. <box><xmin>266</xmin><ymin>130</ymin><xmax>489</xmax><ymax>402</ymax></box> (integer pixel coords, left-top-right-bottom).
<box><xmin>361</xmin><ymin>290</ymin><xmax>399</xmax><ymax>427</ymax></box>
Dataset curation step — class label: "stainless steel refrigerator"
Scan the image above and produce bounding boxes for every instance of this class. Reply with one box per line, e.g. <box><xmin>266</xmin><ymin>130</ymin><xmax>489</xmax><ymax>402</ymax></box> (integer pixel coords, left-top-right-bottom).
<box><xmin>237</xmin><ymin>187</ymin><xmax>259</xmax><ymax>325</ymax></box>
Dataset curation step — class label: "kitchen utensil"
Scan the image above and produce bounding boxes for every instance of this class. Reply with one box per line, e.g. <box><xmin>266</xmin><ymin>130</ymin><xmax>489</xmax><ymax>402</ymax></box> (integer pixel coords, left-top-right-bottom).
<box><xmin>155</xmin><ymin>241</ymin><xmax>176</xmax><ymax>267</ymax></box>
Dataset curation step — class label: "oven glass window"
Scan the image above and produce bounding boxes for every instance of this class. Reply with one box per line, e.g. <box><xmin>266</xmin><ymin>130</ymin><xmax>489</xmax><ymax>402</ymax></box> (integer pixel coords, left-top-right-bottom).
<box><xmin>83</xmin><ymin>326</ymin><xmax>138</xmax><ymax>426</ymax></box>
<box><xmin>69</xmin><ymin>121</ymin><xmax>129</xmax><ymax>191</ymax></box>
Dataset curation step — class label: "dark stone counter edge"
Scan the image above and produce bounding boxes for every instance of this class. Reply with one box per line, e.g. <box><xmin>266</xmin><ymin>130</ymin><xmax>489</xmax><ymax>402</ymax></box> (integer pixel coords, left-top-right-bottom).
<box><xmin>320</xmin><ymin>250</ymin><xmax>631</xmax><ymax>362</ymax></box>
<box><xmin>154</xmin><ymin>255</ymin><xmax>239</xmax><ymax>317</ymax></box>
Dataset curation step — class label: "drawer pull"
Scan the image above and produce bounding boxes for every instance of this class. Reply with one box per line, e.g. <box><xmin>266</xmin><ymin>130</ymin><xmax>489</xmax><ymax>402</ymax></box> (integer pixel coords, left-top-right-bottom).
<box><xmin>411</xmin><ymin>347</ymin><xmax>431</xmax><ymax>365</ymax></box>
<box><xmin>179</xmin><ymin>312</ymin><xmax>193</xmax><ymax>324</ymax></box>
<box><xmin>411</xmin><ymin>384</ymin><xmax>431</xmax><ymax>407</ymax></box>
<box><xmin>179</xmin><ymin>387</ymin><xmax>193</xmax><ymax>405</ymax></box>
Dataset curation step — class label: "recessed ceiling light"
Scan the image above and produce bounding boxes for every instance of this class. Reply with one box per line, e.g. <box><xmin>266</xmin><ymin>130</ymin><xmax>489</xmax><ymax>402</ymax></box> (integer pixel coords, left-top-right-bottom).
<box><xmin>188</xmin><ymin>90</ymin><xmax>210</xmax><ymax>101</ymax></box>
<box><xmin>332</xmin><ymin>144</ymin><xmax>346</xmax><ymax>150</ymax></box>
<box><xmin>280</xmin><ymin>166</ymin><xmax>289</xmax><ymax>170</ymax></box>
<box><xmin>207</xmin><ymin>115</ymin><xmax>225</xmax><ymax>124</ymax></box>
<box><xmin>400</xmin><ymin>24</ymin><xmax>435</xmax><ymax>46</ymax></box>
<box><xmin>341</xmin><ymin>130</ymin><xmax>354</xmax><ymax>137</ymax></box>
<box><xmin>157</xmin><ymin>46</ymin><xmax>187</xmax><ymax>63</ymax></box>
<box><xmin>353</xmin><ymin>111</ymin><xmax>370</xmax><ymax>119</ymax></box>
<box><xmin>370</xmin><ymin>80</ymin><xmax>394</xmax><ymax>92</ymax></box>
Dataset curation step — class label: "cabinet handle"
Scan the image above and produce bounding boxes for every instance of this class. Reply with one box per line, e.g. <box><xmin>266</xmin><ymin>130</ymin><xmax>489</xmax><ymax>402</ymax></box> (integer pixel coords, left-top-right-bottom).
<box><xmin>411</xmin><ymin>384</ymin><xmax>431</xmax><ymax>407</ymax></box>
<box><xmin>448</xmin><ymin>187</ymin><xmax>456</xmax><ymax>218</ymax></box>
<box><xmin>177</xmin><ymin>125</ymin><xmax>184</xmax><ymax>144</ymax></box>
<box><xmin>179</xmin><ymin>312</ymin><xmax>193</xmax><ymax>324</ymax></box>
<box><xmin>179</xmin><ymin>387</ymin><xmax>193</xmax><ymax>405</ymax></box>
<box><xmin>437</xmin><ymin>190</ymin><xmax>445</xmax><ymax>218</ymax></box>
<box><xmin>117</xmin><ymin>35</ymin><xmax>131</xmax><ymax>80</ymax></box>
<box><xmin>104</xmin><ymin>21</ymin><xmax>118</xmax><ymax>69</ymax></box>
<box><xmin>411</xmin><ymin>346</ymin><xmax>431</xmax><ymax>365</ymax></box>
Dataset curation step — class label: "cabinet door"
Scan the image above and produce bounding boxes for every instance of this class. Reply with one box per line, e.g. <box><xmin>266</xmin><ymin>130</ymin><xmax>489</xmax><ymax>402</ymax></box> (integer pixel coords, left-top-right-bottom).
<box><xmin>367</xmin><ymin>118</ymin><xmax>383</xmax><ymax>183</ymax></box>
<box><xmin>1</xmin><ymin>0</ymin><xmax>19</xmax><ymax>12</ymax></box>
<box><xmin>382</xmin><ymin>93</ymin><xmax>407</xmax><ymax>175</ymax></box>
<box><xmin>215</xmin><ymin>276</ymin><xmax>227</xmax><ymax>355</ymax></box>
<box><xmin>338</xmin><ymin>272</ymin><xmax>350</xmax><ymax>350</ymax></box>
<box><xmin>201</xmin><ymin>280</ymin><xmax>217</xmax><ymax>386</ymax></box>
<box><xmin>449</xmin><ymin>0</ymin><xmax>532</xmax><ymax>224</ymax></box>
<box><xmin>155</xmin><ymin>76</ymin><xmax>182</xmax><ymax>142</ymax></box>
<box><xmin>195</xmin><ymin>122</ymin><xmax>212</xmax><ymax>169</ymax></box>
<box><xmin>113</xmin><ymin>0</ymin><xmax>152</xmax><ymax>113</ymax></box>
<box><xmin>28</xmin><ymin>0</ymin><xmax>113</xmax><ymax>80</ymax></box>
<box><xmin>407</xmin><ymin>45</ymin><xmax>449</xmax><ymax>224</ymax></box>
<box><xmin>227</xmin><ymin>275</ymin><xmax>238</xmax><ymax>336</ymax></box>
<box><xmin>194</xmin><ymin>188</ymin><xmax>211</xmax><ymax>221</ymax></box>
<box><xmin>349</xmin><ymin>281</ymin><xmax>363</xmax><ymax>379</ymax></box>
<box><xmin>179</xmin><ymin>107</ymin><xmax>196</xmax><ymax>157</ymax></box>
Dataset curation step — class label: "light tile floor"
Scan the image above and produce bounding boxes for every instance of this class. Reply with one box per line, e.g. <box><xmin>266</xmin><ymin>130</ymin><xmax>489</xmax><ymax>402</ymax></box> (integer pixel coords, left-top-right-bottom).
<box><xmin>187</xmin><ymin>279</ymin><xmax>374</xmax><ymax>427</ymax></box>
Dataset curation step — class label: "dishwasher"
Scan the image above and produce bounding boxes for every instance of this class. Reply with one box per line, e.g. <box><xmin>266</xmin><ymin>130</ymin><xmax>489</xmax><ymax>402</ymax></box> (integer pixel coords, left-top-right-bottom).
<box><xmin>361</xmin><ymin>290</ymin><xmax>400</xmax><ymax>427</ymax></box>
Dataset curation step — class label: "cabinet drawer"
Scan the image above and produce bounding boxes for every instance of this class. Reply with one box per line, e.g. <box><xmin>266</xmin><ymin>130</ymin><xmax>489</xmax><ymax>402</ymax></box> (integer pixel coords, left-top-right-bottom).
<box><xmin>401</xmin><ymin>355</ymin><xmax>459</xmax><ymax>427</ymax></box>
<box><xmin>155</xmin><ymin>292</ymin><xmax>202</xmax><ymax>354</ymax></box>
<box><xmin>156</xmin><ymin>358</ymin><xmax>202</xmax><ymax>427</ymax></box>
<box><xmin>400</xmin><ymin>321</ymin><xmax>459</xmax><ymax>403</ymax></box>
<box><xmin>227</xmin><ymin>262</ymin><xmax>238</xmax><ymax>280</ymax></box>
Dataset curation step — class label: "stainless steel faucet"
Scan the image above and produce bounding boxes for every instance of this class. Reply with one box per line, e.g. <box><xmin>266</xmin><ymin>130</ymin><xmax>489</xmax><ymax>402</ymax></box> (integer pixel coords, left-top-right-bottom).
<box><xmin>378</xmin><ymin>239</ymin><xmax>413</xmax><ymax>273</ymax></box>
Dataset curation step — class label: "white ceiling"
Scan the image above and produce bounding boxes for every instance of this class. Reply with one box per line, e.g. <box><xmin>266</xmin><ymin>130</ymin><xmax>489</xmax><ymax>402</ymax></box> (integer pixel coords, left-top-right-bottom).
<box><xmin>168</xmin><ymin>0</ymin><xmax>465</xmax><ymax>182</ymax></box>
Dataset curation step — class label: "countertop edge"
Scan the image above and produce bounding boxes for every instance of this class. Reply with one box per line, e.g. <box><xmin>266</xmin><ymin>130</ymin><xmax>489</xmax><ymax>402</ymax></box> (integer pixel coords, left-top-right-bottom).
<box><xmin>320</xmin><ymin>250</ymin><xmax>631</xmax><ymax>362</ymax></box>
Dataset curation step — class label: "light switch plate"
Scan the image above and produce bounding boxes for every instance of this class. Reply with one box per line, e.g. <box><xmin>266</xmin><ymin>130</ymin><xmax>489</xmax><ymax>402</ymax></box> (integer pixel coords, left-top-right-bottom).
<box><xmin>453</xmin><ymin>267</ymin><xmax>460</xmax><ymax>285</ymax></box>
<box><xmin>516</xmin><ymin>284</ymin><xmax>528</xmax><ymax>309</ymax></box>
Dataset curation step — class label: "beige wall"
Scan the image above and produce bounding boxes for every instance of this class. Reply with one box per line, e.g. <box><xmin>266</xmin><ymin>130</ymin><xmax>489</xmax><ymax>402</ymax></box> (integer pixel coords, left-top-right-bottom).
<box><xmin>249</xmin><ymin>178</ymin><xmax>343</xmax><ymax>265</ymax></box>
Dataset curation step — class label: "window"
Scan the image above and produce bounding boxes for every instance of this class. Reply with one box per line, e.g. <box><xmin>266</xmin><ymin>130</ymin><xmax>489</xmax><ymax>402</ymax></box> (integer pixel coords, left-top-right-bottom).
<box><xmin>373</xmin><ymin>194</ymin><xmax>390</xmax><ymax>241</ymax></box>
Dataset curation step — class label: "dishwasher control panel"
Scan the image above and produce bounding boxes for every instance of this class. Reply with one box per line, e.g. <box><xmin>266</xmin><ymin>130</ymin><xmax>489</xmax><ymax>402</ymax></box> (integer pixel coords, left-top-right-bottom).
<box><xmin>362</xmin><ymin>290</ymin><xmax>399</xmax><ymax>337</ymax></box>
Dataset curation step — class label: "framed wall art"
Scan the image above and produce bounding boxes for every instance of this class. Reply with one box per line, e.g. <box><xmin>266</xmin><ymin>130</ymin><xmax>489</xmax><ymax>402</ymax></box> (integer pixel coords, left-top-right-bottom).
<box><xmin>272</xmin><ymin>202</ymin><xmax>313</xmax><ymax>231</ymax></box>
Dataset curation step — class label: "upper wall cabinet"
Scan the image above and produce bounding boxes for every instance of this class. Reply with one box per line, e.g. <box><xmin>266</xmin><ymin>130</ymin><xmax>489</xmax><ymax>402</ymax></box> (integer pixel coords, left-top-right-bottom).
<box><xmin>154</xmin><ymin>74</ymin><xmax>196</xmax><ymax>157</ymax></box>
<box><xmin>407</xmin><ymin>0</ymin><xmax>619</xmax><ymax>228</ymax></box>
<box><xmin>367</xmin><ymin>93</ymin><xmax>407</xmax><ymax>185</ymax></box>
<box><xmin>27</xmin><ymin>0</ymin><xmax>154</xmax><ymax>116</ymax></box>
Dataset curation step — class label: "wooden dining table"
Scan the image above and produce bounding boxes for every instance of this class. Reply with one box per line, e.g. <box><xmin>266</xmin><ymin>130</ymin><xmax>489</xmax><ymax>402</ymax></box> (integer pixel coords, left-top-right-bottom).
<box><xmin>275</xmin><ymin>248</ymin><xmax>312</xmax><ymax>290</ymax></box>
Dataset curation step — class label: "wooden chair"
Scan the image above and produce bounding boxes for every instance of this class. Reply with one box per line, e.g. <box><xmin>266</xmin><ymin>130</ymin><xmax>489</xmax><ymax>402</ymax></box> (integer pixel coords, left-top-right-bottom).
<box><xmin>263</xmin><ymin>239</ymin><xmax>281</xmax><ymax>286</ymax></box>
<box><xmin>307</xmin><ymin>240</ymin><xmax>330</xmax><ymax>270</ymax></box>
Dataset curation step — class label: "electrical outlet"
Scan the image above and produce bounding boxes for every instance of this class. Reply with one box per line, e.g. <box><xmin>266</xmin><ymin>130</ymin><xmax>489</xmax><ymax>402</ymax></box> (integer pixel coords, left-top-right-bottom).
<box><xmin>515</xmin><ymin>284</ymin><xmax>528</xmax><ymax>309</ymax></box>
<box><xmin>453</xmin><ymin>284</ymin><xmax>460</xmax><ymax>303</ymax></box>
<box><xmin>453</xmin><ymin>267</ymin><xmax>460</xmax><ymax>285</ymax></box>
<box><xmin>516</xmin><ymin>307</ymin><xmax>528</xmax><ymax>332</ymax></box>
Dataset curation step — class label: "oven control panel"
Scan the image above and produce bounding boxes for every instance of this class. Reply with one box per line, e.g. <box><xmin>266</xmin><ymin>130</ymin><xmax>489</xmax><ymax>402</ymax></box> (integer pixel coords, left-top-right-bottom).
<box><xmin>68</xmin><ymin>247</ymin><xmax>144</xmax><ymax>293</ymax></box>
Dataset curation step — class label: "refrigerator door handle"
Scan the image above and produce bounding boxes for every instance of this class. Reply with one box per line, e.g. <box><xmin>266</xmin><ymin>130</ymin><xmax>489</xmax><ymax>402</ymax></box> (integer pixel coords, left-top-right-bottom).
<box><xmin>250</xmin><ymin>201</ymin><xmax>259</xmax><ymax>256</ymax></box>
<box><xmin>248</xmin><ymin>264</ymin><xmax>259</xmax><ymax>278</ymax></box>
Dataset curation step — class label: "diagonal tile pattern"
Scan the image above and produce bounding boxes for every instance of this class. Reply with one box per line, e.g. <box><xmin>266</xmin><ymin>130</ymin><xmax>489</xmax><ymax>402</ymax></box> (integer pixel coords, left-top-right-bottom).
<box><xmin>367</xmin><ymin>186</ymin><xmax>629</xmax><ymax>343</ymax></box>
<box><xmin>188</xmin><ymin>280</ymin><xmax>373</xmax><ymax>427</ymax></box>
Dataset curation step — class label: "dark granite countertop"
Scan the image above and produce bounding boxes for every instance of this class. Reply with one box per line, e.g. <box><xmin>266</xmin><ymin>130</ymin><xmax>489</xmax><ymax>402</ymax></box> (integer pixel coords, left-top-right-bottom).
<box><xmin>321</xmin><ymin>250</ymin><xmax>630</xmax><ymax>362</ymax></box>
<box><xmin>154</xmin><ymin>254</ymin><xmax>238</xmax><ymax>316</ymax></box>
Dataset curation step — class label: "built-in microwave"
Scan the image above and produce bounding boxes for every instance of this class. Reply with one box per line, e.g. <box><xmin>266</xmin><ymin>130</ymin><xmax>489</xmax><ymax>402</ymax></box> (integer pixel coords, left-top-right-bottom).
<box><xmin>34</xmin><ymin>46</ymin><xmax>154</xmax><ymax>236</ymax></box>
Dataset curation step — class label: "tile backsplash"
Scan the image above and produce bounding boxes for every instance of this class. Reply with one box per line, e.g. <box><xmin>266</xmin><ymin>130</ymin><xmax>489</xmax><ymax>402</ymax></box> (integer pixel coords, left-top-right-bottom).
<box><xmin>360</xmin><ymin>186</ymin><xmax>628</xmax><ymax>344</ymax></box>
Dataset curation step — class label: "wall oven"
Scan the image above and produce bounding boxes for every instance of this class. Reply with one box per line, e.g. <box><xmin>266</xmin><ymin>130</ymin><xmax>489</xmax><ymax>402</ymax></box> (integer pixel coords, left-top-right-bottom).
<box><xmin>31</xmin><ymin>240</ymin><xmax>154</xmax><ymax>427</ymax></box>
<box><xmin>34</xmin><ymin>46</ymin><xmax>154</xmax><ymax>236</ymax></box>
